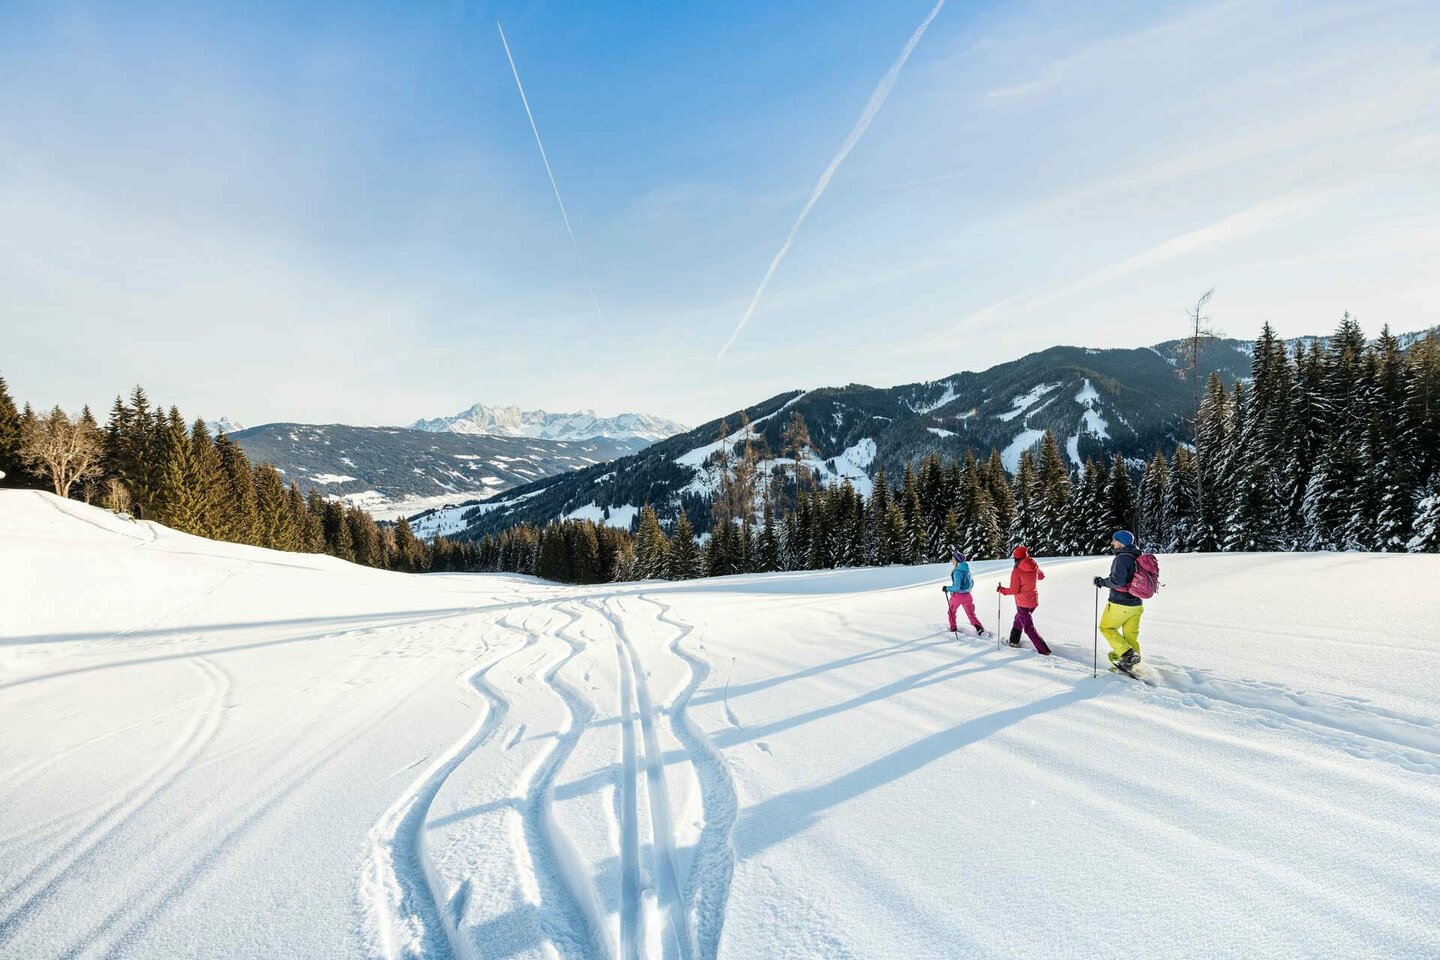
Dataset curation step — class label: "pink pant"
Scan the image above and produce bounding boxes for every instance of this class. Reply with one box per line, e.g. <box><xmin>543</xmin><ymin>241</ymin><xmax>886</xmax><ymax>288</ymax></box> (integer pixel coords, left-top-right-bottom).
<box><xmin>948</xmin><ymin>592</ymin><xmax>983</xmax><ymax>632</ymax></box>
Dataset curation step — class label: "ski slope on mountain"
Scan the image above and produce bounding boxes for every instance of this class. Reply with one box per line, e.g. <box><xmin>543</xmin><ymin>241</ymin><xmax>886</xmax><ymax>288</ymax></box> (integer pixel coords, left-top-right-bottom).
<box><xmin>2</xmin><ymin>491</ymin><xmax>1438</xmax><ymax>959</ymax></box>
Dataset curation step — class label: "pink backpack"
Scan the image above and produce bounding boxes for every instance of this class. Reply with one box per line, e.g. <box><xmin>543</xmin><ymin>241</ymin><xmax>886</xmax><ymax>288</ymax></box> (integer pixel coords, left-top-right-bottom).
<box><xmin>1124</xmin><ymin>553</ymin><xmax>1161</xmax><ymax>599</ymax></box>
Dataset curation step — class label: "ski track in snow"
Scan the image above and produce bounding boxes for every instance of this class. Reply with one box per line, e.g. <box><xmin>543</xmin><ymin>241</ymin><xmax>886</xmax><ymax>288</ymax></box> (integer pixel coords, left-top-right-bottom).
<box><xmin>594</xmin><ymin>598</ymin><xmax>699</xmax><ymax>960</ymax></box>
<box><xmin>642</xmin><ymin>597</ymin><xmax>738</xmax><ymax>960</ymax></box>
<box><xmin>359</xmin><ymin>620</ymin><xmax>518</xmax><ymax>960</ymax></box>
<box><xmin>0</xmin><ymin>657</ymin><xmax>230</xmax><ymax>948</ymax></box>
<box><xmin>508</xmin><ymin>604</ymin><xmax>608</xmax><ymax>960</ymax></box>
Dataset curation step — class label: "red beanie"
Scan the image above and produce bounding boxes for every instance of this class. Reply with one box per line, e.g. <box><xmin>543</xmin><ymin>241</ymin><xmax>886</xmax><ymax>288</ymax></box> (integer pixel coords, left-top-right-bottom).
<box><xmin>1012</xmin><ymin>545</ymin><xmax>1029</xmax><ymax>559</ymax></box>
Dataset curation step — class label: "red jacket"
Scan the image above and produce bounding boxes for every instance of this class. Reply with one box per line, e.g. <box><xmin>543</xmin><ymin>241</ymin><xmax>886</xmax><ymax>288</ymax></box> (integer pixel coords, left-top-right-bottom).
<box><xmin>999</xmin><ymin>556</ymin><xmax>1044</xmax><ymax>608</ymax></box>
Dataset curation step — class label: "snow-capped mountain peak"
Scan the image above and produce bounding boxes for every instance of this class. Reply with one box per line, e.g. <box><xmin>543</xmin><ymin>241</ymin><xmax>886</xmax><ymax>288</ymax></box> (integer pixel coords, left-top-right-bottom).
<box><xmin>409</xmin><ymin>403</ymin><xmax>686</xmax><ymax>444</ymax></box>
<box><xmin>205</xmin><ymin>417</ymin><xmax>245</xmax><ymax>435</ymax></box>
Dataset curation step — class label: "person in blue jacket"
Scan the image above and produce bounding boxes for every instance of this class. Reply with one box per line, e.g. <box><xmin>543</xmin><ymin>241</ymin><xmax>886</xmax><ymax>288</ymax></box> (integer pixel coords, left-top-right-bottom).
<box><xmin>942</xmin><ymin>548</ymin><xmax>987</xmax><ymax>636</ymax></box>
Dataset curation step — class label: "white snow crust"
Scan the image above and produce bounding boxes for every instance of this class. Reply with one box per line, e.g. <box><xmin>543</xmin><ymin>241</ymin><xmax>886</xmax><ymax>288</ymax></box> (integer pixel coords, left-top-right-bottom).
<box><xmin>3</xmin><ymin>490</ymin><xmax>1437</xmax><ymax>960</ymax></box>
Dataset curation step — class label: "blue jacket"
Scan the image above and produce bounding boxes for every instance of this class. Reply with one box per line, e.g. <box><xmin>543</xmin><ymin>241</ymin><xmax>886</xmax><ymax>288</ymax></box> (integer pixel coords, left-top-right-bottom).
<box><xmin>948</xmin><ymin>563</ymin><xmax>974</xmax><ymax>594</ymax></box>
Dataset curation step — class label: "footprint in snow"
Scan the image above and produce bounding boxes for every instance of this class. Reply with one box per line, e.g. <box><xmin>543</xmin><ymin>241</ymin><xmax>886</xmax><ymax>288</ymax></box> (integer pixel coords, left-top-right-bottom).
<box><xmin>756</xmin><ymin>742</ymin><xmax>772</xmax><ymax>755</ymax></box>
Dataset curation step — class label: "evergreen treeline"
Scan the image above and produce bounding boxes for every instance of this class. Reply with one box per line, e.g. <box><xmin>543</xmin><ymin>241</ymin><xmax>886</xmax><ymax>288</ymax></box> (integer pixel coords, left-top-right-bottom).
<box><xmin>451</xmin><ymin>318</ymin><xmax>1440</xmax><ymax>582</ymax></box>
<box><xmin>6</xmin><ymin>317</ymin><xmax>1436</xmax><ymax>584</ymax></box>
<box><xmin>0</xmin><ymin>383</ymin><xmax>428</xmax><ymax>572</ymax></box>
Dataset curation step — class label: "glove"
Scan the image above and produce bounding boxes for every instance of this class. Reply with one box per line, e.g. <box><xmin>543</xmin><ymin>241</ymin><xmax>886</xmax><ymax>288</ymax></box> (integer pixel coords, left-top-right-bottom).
<box><xmin>941</xmin><ymin>586</ymin><xmax>949</xmax><ymax>594</ymax></box>
<box><xmin>1092</xmin><ymin>576</ymin><xmax>1106</xmax><ymax>588</ymax></box>
<box><xmin>996</xmin><ymin>583</ymin><xmax>1004</xmax><ymax>593</ymax></box>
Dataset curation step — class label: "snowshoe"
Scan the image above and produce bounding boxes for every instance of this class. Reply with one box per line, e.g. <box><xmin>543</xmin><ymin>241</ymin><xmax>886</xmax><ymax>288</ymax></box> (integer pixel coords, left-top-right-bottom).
<box><xmin>1117</xmin><ymin>649</ymin><xmax>1141</xmax><ymax>671</ymax></box>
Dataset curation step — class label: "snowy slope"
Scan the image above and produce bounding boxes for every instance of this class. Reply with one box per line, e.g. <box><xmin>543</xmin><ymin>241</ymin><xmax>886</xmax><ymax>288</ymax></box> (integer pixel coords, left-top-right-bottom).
<box><xmin>3</xmin><ymin>491</ymin><xmax>1438</xmax><ymax>959</ymax></box>
<box><xmin>410</xmin><ymin>404</ymin><xmax>688</xmax><ymax>444</ymax></box>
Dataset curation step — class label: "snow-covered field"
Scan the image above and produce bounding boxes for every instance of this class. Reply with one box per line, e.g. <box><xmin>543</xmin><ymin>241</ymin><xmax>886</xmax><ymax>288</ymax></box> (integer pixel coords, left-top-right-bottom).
<box><xmin>3</xmin><ymin>490</ymin><xmax>1438</xmax><ymax>959</ymax></box>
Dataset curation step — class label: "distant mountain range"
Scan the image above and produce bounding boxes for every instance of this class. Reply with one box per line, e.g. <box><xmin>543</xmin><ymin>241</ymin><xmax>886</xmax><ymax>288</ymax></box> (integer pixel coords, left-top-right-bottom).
<box><xmin>410</xmin><ymin>403</ymin><xmax>687</xmax><ymax>443</ymax></box>
<box><xmin>412</xmin><ymin>327</ymin><xmax>1438</xmax><ymax>542</ymax></box>
<box><xmin>206</xmin><ymin>417</ymin><xmax>245</xmax><ymax>435</ymax></box>
<box><xmin>228</xmin><ymin>423</ymin><xmax>644</xmax><ymax>521</ymax></box>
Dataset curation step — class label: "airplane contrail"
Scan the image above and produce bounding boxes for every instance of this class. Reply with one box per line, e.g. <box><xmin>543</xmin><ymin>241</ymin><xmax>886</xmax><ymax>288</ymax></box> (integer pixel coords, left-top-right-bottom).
<box><xmin>716</xmin><ymin>0</ymin><xmax>947</xmax><ymax>361</ymax></box>
<box><xmin>497</xmin><ymin>20</ymin><xmax>605</xmax><ymax>325</ymax></box>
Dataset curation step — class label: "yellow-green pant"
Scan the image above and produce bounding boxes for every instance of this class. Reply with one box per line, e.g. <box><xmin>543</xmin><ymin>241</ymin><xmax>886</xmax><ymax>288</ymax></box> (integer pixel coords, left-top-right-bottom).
<box><xmin>1099</xmin><ymin>602</ymin><xmax>1143</xmax><ymax>660</ymax></box>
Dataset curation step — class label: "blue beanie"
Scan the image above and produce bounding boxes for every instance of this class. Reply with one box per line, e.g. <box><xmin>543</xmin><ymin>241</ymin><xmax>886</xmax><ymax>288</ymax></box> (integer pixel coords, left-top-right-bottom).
<box><xmin>1112</xmin><ymin>530</ymin><xmax>1135</xmax><ymax>547</ymax></box>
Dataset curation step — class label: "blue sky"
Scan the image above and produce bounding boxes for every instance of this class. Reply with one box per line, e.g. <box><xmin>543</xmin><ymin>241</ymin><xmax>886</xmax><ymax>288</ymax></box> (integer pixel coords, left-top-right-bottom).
<box><xmin>3</xmin><ymin>0</ymin><xmax>1438</xmax><ymax>428</ymax></box>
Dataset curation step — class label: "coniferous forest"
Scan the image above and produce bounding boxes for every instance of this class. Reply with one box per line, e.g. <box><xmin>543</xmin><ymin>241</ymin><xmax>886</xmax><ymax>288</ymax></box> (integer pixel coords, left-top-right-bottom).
<box><xmin>0</xmin><ymin>384</ymin><xmax>429</xmax><ymax>572</ymax></box>
<box><xmin>4</xmin><ymin>317</ymin><xmax>1438</xmax><ymax>583</ymax></box>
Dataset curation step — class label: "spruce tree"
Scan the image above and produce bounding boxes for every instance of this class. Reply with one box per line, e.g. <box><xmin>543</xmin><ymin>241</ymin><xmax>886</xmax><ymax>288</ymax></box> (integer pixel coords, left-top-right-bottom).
<box><xmin>868</xmin><ymin>468</ymin><xmax>892</xmax><ymax>565</ymax></box>
<box><xmin>154</xmin><ymin>408</ymin><xmax>206</xmax><ymax>534</ymax></box>
<box><xmin>981</xmin><ymin>449</ymin><xmax>1015</xmax><ymax>536</ymax></box>
<box><xmin>215</xmin><ymin>433</ymin><xmax>259</xmax><ymax>545</ymax></box>
<box><xmin>668</xmin><ymin>513</ymin><xmax>702</xmax><ymax>579</ymax></box>
<box><xmin>1138</xmin><ymin>451</ymin><xmax>1171</xmax><ymax>549</ymax></box>
<box><xmin>633</xmin><ymin>506</ymin><xmax>669</xmax><ymax>579</ymax></box>
<box><xmin>704</xmin><ymin>522</ymin><xmax>730</xmax><ymax>577</ymax></box>
<box><xmin>1036</xmin><ymin>431</ymin><xmax>1072</xmax><ymax>555</ymax></box>
<box><xmin>1105</xmin><ymin>453</ymin><xmax>1137</xmax><ymax>538</ymax></box>
<box><xmin>0</xmin><ymin>375</ymin><xmax>30</xmax><ymax>487</ymax></box>
<box><xmin>1407</xmin><ymin>477</ymin><xmax>1440</xmax><ymax>553</ymax></box>
<box><xmin>572</xmin><ymin>522</ymin><xmax>601</xmax><ymax>583</ymax></box>
<box><xmin>1009</xmin><ymin>450</ymin><xmax>1041</xmax><ymax>550</ymax></box>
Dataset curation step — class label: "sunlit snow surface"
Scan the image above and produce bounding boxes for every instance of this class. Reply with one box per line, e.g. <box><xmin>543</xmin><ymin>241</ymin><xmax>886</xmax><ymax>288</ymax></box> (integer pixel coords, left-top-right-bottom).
<box><xmin>3</xmin><ymin>490</ymin><xmax>1438</xmax><ymax>959</ymax></box>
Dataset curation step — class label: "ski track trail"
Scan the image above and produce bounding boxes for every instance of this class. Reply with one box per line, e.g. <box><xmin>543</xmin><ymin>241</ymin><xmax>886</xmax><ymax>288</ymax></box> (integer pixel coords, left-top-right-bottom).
<box><xmin>359</xmin><ymin>617</ymin><xmax>524</xmax><ymax>960</ymax></box>
<box><xmin>595</xmin><ymin>598</ymin><xmax>697</xmax><ymax>960</ymax></box>
<box><xmin>111</xmin><ymin>569</ymin><xmax>241</xmax><ymax>642</ymax></box>
<box><xmin>508</xmin><ymin>603</ymin><xmax>608</xmax><ymax>960</ymax></box>
<box><xmin>640</xmin><ymin>596</ymin><xmax>737</xmax><ymax>960</ymax></box>
<box><xmin>56</xmin><ymin>665</ymin><xmax>436</xmax><ymax>960</ymax></box>
<box><xmin>0</xmin><ymin>657</ymin><xmax>230</xmax><ymax>948</ymax></box>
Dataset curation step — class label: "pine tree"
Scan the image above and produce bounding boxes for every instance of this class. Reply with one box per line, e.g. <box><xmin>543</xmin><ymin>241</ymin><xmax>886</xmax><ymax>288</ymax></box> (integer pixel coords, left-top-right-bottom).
<box><xmin>956</xmin><ymin>457</ymin><xmax>1002</xmax><ymax>560</ymax></box>
<box><xmin>1036</xmin><ymin>431</ymin><xmax>1073</xmax><ymax>555</ymax></box>
<box><xmin>1194</xmin><ymin>373</ymin><xmax>1231</xmax><ymax>550</ymax></box>
<box><xmin>704</xmin><ymin>522</ymin><xmax>730</xmax><ymax>577</ymax></box>
<box><xmin>1371</xmin><ymin>327</ymin><xmax>1416</xmax><ymax>551</ymax></box>
<box><xmin>572</xmin><ymin>522</ymin><xmax>601</xmax><ymax>583</ymax></box>
<box><xmin>1407</xmin><ymin>477</ymin><xmax>1440</xmax><ymax>553</ymax></box>
<box><xmin>868</xmin><ymin>468</ymin><xmax>892</xmax><ymax>565</ymax></box>
<box><xmin>347</xmin><ymin>507</ymin><xmax>380</xmax><ymax>567</ymax></box>
<box><xmin>1009</xmin><ymin>450</ymin><xmax>1041</xmax><ymax>550</ymax></box>
<box><xmin>1138</xmin><ymin>451</ymin><xmax>1171</xmax><ymax>549</ymax></box>
<box><xmin>393</xmin><ymin>517</ymin><xmax>427</xmax><ymax>572</ymax></box>
<box><xmin>668</xmin><ymin>513</ymin><xmax>702</xmax><ymax>579</ymax></box>
<box><xmin>154</xmin><ymin>408</ymin><xmax>206</xmax><ymax>533</ymax></box>
<box><xmin>215</xmin><ymin>433</ymin><xmax>259</xmax><ymax>544</ymax></box>
<box><xmin>0</xmin><ymin>375</ymin><xmax>31</xmax><ymax>487</ymax></box>
<box><xmin>981</xmin><ymin>449</ymin><xmax>1015</xmax><ymax>536</ymax></box>
<box><xmin>1074</xmin><ymin>458</ymin><xmax>1111</xmax><ymax>554</ymax></box>
<box><xmin>633</xmin><ymin>506</ymin><xmax>669</xmax><ymax>579</ymax></box>
<box><xmin>1105</xmin><ymin>453</ymin><xmax>1137</xmax><ymax>537</ymax></box>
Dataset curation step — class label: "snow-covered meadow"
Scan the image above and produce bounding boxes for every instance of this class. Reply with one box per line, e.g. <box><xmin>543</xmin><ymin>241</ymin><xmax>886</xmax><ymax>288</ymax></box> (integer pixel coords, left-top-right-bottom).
<box><xmin>2</xmin><ymin>491</ymin><xmax>1437</xmax><ymax>959</ymax></box>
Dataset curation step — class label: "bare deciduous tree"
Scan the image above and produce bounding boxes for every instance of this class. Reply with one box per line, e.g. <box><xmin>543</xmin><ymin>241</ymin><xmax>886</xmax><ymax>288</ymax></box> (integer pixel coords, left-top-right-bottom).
<box><xmin>20</xmin><ymin>406</ymin><xmax>104</xmax><ymax>498</ymax></box>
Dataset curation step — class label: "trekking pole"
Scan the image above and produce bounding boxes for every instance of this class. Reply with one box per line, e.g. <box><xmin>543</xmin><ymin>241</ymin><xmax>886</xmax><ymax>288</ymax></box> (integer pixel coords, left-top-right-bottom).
<box><xmin>1092</xmin><ymin>586</ymin><xmax>1100</xmax><ymax>678</ymax></box>
<box><xmin>996</xmin><ymin>588</ymin><xmax>1002</xmax><ymax>651</ymax></box>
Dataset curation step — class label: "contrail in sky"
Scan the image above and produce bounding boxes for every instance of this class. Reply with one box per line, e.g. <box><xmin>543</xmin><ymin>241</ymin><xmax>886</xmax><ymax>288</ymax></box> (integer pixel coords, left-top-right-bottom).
<box><xmin>497</xmin><ymin>20</ymin><xmax>604</xmax><ymax>325</ymax></box>
<box><xmin>716</xmin><ymin>0</ymin><xmax>947</xmax><ymax>361</ymax></box>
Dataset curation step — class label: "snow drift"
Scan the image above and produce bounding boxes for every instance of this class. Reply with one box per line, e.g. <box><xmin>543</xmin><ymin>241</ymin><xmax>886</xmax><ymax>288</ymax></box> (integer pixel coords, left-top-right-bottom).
<box><xmin>2</xmin><ymin>490</ymin><xmax>1437</xmax><ymax>959</ymax></box>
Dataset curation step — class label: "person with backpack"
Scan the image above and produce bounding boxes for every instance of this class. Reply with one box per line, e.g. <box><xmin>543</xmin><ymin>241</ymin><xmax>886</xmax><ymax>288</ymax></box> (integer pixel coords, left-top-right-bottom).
<box><xmin>941</xmin><ymin>548</ymin><xmax>987</xmax><ymax>636</ymax></box>
<box><xmin>996</xmin><ymin>545</ymin><xmax>1051</xmax><ymax>655</ymax></box>
<box><xmin>1093</xmin><ymin>529</ymin><xmax>1152</xmax><ymax>671</ymax></box>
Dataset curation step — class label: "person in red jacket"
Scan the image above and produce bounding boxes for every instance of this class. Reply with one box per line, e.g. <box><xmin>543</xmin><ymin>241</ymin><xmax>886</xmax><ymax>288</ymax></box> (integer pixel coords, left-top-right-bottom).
<box><xmin>996</xmin><ymin>545</ymin><xmax>1051</xmax><ymax>655</ymax></box>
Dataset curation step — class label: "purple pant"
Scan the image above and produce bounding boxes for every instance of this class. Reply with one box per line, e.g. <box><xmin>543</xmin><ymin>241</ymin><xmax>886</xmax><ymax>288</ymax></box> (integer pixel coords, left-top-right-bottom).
<box><xmin>948</xmin><ymin>592</ymin><xmax>982</xmax><ymax>632</ymax></box>
<box><xmin>1012</xmin><ymin>605</ymin><xmax>1050</xmax><ymax>654</ymax></box>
